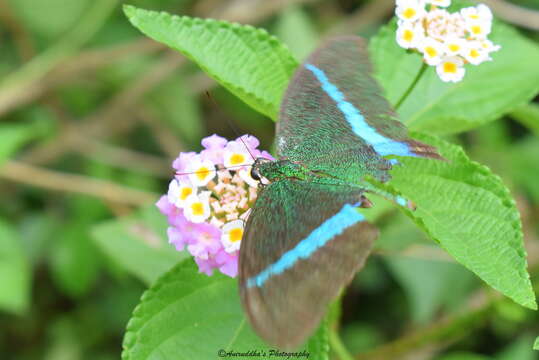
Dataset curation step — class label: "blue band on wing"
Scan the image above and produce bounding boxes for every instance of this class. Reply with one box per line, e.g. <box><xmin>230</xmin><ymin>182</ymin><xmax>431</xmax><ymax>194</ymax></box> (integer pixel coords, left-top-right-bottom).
<box><xmin>305</xmin><ymin>64</ymin><xmax>415</xmax><ymax>158</ymax></box>
<box><xmin>246</xmin><ymin>204</ymin><xmax>364</xmax><ymax>288</ymax></box>
<box><xmin>395</xmin><ymin>196</ymin><xmax>407</xmax><ymax>206</ymax></box>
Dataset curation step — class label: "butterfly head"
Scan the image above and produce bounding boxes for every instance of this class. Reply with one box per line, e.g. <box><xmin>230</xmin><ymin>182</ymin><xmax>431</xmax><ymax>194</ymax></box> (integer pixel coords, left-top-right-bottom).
<box><xmin>250</xmin><ymin>157</ymin><xmax>273</xmax><ymax>184</ymax></box>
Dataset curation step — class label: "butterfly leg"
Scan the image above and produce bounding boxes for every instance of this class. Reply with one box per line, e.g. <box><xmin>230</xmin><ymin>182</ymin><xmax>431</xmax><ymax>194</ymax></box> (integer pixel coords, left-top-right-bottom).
<box><xmin>360</xmin><ymin>182</ymin><xmax>416</xmax><ymax>210</ymax></box>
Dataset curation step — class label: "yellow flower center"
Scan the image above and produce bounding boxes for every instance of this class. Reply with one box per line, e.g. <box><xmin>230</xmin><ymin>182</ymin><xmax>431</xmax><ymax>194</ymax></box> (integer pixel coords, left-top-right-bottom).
<box><xmin>425</xmin><ymin>46</ymin><xmax>437</xmax><ymax>57</ymax></box>
<box><xmin>443</xmin><ymin>62</ymin><xmax>457</xmax><ymax>74</ymax></box>
<box><xmin>230</xmin><ymin>153</ymin><xmax>246</xmax><ymax>166</ymax></box>
<box><xmin>191</xmin><ymin>202</ymin><xmax>204</xmax><ymax>216</ymax></box>
<box><xmin>229</xmin><ymin>228</ymin><xmax>243</xmax><ymax>243</ymax></box>
<box><xmin>471</xmin><ymin>25</ymin><xmax>482</xmax><ymax>35</ymax></box>
<box><xmin>196</xmin><ymin>167</ymin><xmax>210</xmax><ymax>181</ymax></box>
<box><xmin>403</xmin><ymin>8</ymin><xmax>416</xmax><ymax>19</ymax></box>
<box><xmin>469</xmin><ymin>49</ymin><xmax>480</xmax><ymax>58</ymax></box>
<box><xmin>180</xmin><ymin>187</ymin><xmax>192</xmax><ymax>200</ymax></box>
<box><xmin>403</xmin><ymin>30</ymin><xmax>414</xmax><ymax>42</ymax></box>
<box><xmin>470</xmin><ymin>14</ymin><xmax>479</xmax><ymax>20</ymax></box>
<box><xmin>448</xmin><ymin>44</ymin><xmax>460</xmax><ymax>52</ymax></box>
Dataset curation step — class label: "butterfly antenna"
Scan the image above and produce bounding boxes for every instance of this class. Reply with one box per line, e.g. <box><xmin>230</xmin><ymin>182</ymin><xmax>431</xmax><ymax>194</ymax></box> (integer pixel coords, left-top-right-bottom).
<box><xmin>205</xmin><ymin>91</ymin><xmax>257</xmax><ymax>161</ymax></box>
<box><xmin>174</xmin><ymin>164</ymin><xmax>253</xmax><ymax>177</ymax></box>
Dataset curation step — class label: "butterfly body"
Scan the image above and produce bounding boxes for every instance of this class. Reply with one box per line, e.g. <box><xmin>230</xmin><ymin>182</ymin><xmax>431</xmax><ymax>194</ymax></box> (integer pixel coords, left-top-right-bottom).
<box><xmin>239</xmin><ymin>36</ymin><xmax>442</xmax><ymax>349</ymax></box>
<box><xmin>252</xmin><ymin>157</ymin><xmax>368</xmax><ymax>191</ymax></box>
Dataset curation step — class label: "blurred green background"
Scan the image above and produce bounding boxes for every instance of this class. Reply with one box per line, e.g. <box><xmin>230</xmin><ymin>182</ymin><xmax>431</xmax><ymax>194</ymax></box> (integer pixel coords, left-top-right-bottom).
<box><xmin>1</xmin><ymin>0</ymin><xmax>538</xmax><ymax>359</ymax></box>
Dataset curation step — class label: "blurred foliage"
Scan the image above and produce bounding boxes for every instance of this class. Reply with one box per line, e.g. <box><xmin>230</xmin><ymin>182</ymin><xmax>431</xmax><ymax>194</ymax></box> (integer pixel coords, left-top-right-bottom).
<box><xmin>0</xmin><ymin>0</ymin><xmax>538</xmax><ymax>359</ymax></box>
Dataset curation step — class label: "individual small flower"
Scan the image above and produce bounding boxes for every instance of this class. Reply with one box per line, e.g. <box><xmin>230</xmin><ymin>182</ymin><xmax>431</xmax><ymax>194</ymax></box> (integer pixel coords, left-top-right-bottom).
<box><xmin>167</xmin><ymin>179</ymin><xmax>196</xmax><ymax>208</ymax></box>
<box><xmin>426</xmin><ymin>0</ymin><xmax>450</xmax><ymax>7</ymax></box>
<box><xmin>168</xmin><ymin>226</ymin><xmax>188</xmax><ymax>251</ymax></box>
<box><xmin>221</xmin><ymin>219</ymin><xmax>244</xmax><ymax>253</ymax></box>
<box><xmin>443</xmin><ymin>36</ymin><xmax>466</xmax><ymax>56</ymax></box>
<box><xmin>172</xmin><ymin>151</ymin><xmax>197</xmax><ymax>173</ymax></box>
<box><xmin>183</xmin><ymin>192</ymin><xmax>212</xmax><ymax>223</ymax></box>
<box><xmin>156</xmin><ymin>195</ymin><xmax>187</xmax><ymax>228</ymax></box>
<box><xmin>465</xmin><ymin>19</ymin><xmax>491</xmax><ymax>38</ymax></box>
<box><xmin>395</xmin><ymin>0</ymin><xmax>426</xmax><ymax>22</ymax></box>
<box><xmin>223</xmin><ymin>140</ymin><xmax>254</xmax><ymax>169</ymax></box>
<box><xmin>461</xmin><ymin>4</ymin><xmax>492</xmax><ymax>23</ymax></box>
<box><xmin>436</xmin><ymin>56</ymin><xmax>465</xmax><ymax>82</ymax></box>
<box><xmin>462</xmin><ymin>42</ymin><xmax>491</xmax><ymax>65</ymax></box>
<box><xmin>215</xmin><ymin>250</ymin><xmax>239</xmax><ymax>277</ymax></box>
<box><xmin>186</xmin><ymin>222</ymin><xmax>222</xmax><ymax>259</ymax></box>
<box><xmin>200</xmin><ymin>134</ymin><xmax>227</xmax><ymax>163</ymax></box>
<box><xmin>420</xmin><ymin>37</ymin><xmax>444</xmax><ymax>65</ymax></box>
<box><xmin>186</xmin><ymin>157</ymin><xmax>216</xmax><ymax>186</ymax></box>
<box><xmin>195</xmin><ymin>256</ymin><xmax>220</xmax><ymax>276</ymax></box>
<box><xmin>396</xmin><ymin>21</ymin><xmax>424</xmax><ymax>49</ymax></box>
<box><xmin>479</xmin><ymin>39</ymin><xmax>501</xmax><ymax>53</ymax></box>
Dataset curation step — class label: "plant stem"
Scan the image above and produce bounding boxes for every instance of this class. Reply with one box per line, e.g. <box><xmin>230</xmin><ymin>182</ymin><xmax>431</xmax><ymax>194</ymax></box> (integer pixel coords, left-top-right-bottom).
<box><xmin>329</xmin><ymin>327</ymin><xmax>355</xmax><ymax>360</ymax></box>
<box><xmin>0</xmin><ymin>160</ymin><xmax>157</xmax><ymax>206</ymax></box>
<box><xmin>356</xmin><ymin>300</ymin><xmax>496</xmax><ymax>360</ymax></box>
<box><xmin>0</xmin><ymin>0</ymin><xmax>118</xmax><ymax>116</ymax></box>
<box><xmin>394</xmin><ymin>62</ymin><xmax>427</xmax><ymax>111</ymax></box>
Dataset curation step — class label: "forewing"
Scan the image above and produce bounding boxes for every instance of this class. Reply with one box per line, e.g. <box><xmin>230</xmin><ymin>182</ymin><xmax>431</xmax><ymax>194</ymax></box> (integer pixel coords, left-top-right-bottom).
<box><xmin>239</xmin><ymin>180</ymin><xmax>378</xmax><ymax>349</ymax></box>
<box><xmin>277</xmin><ymin>36</ymin><xmax>442</xmax><ymax>182</ymax></box>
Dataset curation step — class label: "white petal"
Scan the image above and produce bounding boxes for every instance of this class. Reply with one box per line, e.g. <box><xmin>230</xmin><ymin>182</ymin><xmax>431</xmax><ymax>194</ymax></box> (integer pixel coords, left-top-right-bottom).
<box><xmin>238</xmin><ymin>168</ymin><xmax>259</xmax><ymax>188</ymax></box>
<box><xmin>436</xmin><ymin>57</ymin><xmax>466</xmax><ymax>82</ymax></box>
<box><xmin>221</xmin><ymin>219</ymin><xmax>244</xmax><ymax>253</ymax></box>
<box><xmin>187</xmin><ymin>159</ymin><xmax>216</xmax><ymax>186</ymax></box>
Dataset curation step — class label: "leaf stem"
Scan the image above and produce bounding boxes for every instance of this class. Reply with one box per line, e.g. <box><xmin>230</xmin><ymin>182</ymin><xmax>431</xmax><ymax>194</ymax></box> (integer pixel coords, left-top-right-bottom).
<box><xmin>329</xmin><ymin>327</ymin><xmax>355</xmax><ymax>360</ymax></box>
<box><xmin>394</xmin><ymin>62</ymin><xmax>427</xmax><ymax>111</ymax></box>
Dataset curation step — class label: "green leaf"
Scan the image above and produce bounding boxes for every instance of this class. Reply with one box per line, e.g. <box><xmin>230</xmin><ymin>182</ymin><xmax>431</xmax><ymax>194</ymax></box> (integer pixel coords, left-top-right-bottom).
<box><xmin>9</xmin><ymin>0</ymin><xmax>91</xmax><ymax>40</ymax></box>
<box><xmin>0</xmin><ymin>218</ymin><xmax>31</xmax><ymax>314</ymax></box>
<box><xmin>50</xmin><ymin>197</ymin><xmax>108</xmax><ymax>297</ymax></box>
<box><xmin>122</xmin><ymin>260</ymin><xmax>329</xmax><ymax>360</ymax></box>
<box><xmin>533</xmin><ymin>337</ymin><xmax>539</xmax><ymax>350</ymax></box>
<box><xmin>379</xmin><ymin>133</ymin><xmax>536</xmax><ymax>310</ymax></box>
<box><xmin>49</xmin><ymin>223</ymin><xmax>101</xmax><ymax>298</ymax></box>
<box><xmin>438</xmin><ymin>353</ymin><xmax>493</xmax><ymax>360</ymax></box>
<box><xmin>370</xmin><ymin>20</ymin><xmax>539</xmax><ymax>134</ymax></box>
<box><xmin>0</xmin><ymin>124</ymin><xmax>35</xmax><ymax>166</ymax></box>
<box><xmin>508</xmin><ymin>137</ymin><xmax>539</xmax><ymax>204</ymax></box>
<box><xmin>496</xmin><ymin>335</ymin><xmax>537</xmax><ymax>360</ymax></box>
<box><xmin>146</xmin><ymin>70</ymin><xmax>203</xmax><ymax>147</ymax></box>
<box><xmin>92</xmin><ymin>205</ymin><xmax>185</xmax><ymax>285</ymax></box>
<box><xmin>124</xmin><ymin>5</ymin><xmax>298</xmax><ymax>120</ymax></box>
<box><xmin>385</xmin><ymin>254</ymin><xmax>477</xmax><ymax>323</ymax></box>
<box><xmin>275</xmin><ymin>4</ymin><xmax>318</xmax><ymax>61</ymax></box>
<box><xmin>511</xmin><ymin>103</ymin><xmax>539</xmax><ymax>137</ymax></box>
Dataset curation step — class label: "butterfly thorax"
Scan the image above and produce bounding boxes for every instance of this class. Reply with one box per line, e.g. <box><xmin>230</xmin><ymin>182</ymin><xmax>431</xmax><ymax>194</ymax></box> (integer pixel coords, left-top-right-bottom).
<box><xmin>252</xmin><ymin>158</ymin><xmax>356</xmax><ymax>189</ymax></box>
<box><xmin>251</xmin><ymin>158</ymin><xmax>312</xmax><ymax>183</ymax></box>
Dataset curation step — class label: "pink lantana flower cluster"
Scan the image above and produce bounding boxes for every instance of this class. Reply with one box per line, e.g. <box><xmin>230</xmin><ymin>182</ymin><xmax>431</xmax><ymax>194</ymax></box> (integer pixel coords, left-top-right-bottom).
<box><xmin>156</xmin><ymin>134</ymin><xmax>273</xmax><ymax>277</ymax></box>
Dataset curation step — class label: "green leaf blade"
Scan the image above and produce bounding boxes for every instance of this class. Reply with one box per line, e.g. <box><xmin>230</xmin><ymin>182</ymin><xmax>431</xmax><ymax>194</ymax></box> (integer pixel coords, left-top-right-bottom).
<box><xmin>385</xmin><ymin>134</ymin><xmax>536</xmax><ymax>310</ymax></box>
<box><xmin>124</xmin><ymin>5</ymin><xmax>298</xmax><ymax>120</ymax></box>
<box><xmin>0</xmin><ymin>219</ymin><xmax>31</xmax><ymax>314</ymax></box>
<box><xmin>92</xmin><ymin>206</ymin><xmax>185</xmax><ymax>285</ymax></box>
<box><xmin>122</xmin><ymin>260</ymin><xmax>329</xmax><ymax>360</ymax></box>
<box><xmin>0</xmin><ymin>124</ymin><xmax>36</xmax><ymax>166</ymax></box>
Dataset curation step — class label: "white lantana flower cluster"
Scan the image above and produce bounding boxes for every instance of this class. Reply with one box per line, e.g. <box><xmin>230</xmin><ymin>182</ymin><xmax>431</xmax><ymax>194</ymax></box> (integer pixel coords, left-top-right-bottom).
<box><xmin>395</xmin><ymin>0</ymin><xmax>501</xmax><ymax>82</ymax></box>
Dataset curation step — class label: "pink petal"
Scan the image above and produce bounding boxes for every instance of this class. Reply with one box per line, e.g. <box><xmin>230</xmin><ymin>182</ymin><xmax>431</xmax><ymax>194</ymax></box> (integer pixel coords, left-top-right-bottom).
<box><xmin>172</xmin><ymin>152</ymin><xmax>197</xmax><ymax>172</ymax></box>
<box><xmin>202</xmin><ymin>134</ymin><xmax>227</xmax><ymax>149</ymax></box>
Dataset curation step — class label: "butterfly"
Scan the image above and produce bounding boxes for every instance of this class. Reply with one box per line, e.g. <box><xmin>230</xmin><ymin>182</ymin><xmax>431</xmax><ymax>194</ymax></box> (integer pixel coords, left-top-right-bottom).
<box><xmin>238</xmin><ymin>36</ymin><xmax>442</xmax><ymax>349</ymax></box>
